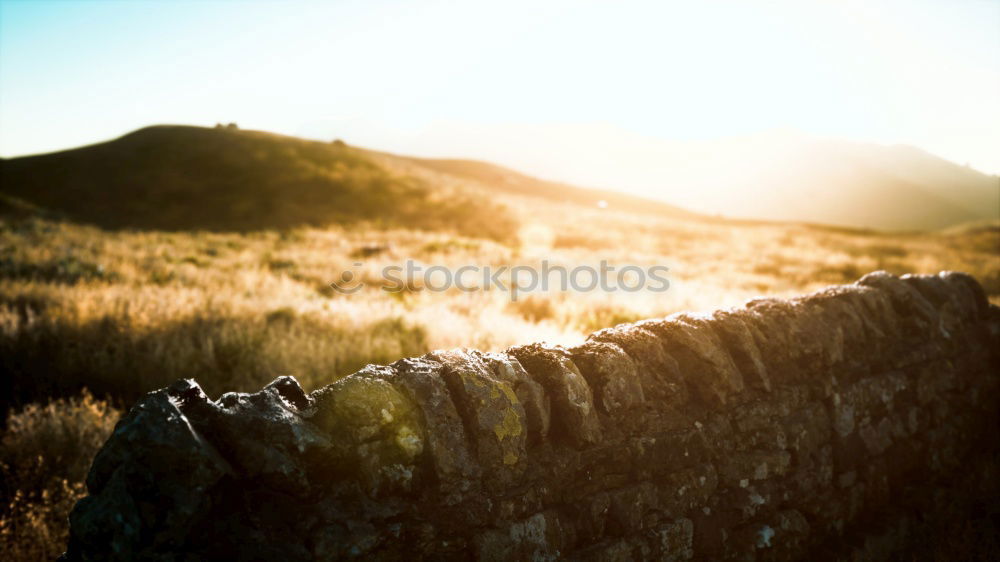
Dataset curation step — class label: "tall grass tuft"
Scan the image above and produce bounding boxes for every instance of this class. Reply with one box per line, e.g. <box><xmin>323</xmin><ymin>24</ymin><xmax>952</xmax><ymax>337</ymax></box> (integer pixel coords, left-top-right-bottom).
<box><xmin>0</xmin><ymin>392</ymin><xmax>121</xmax><ymax>561</ymax></box>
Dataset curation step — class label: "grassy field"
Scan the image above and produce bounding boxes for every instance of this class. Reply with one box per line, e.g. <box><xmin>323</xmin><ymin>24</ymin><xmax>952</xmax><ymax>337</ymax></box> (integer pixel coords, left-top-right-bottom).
<box><xmin>0</xmin><ymin>129</ymin><xmax>997</xmax><ymax>558</ymax></box>
<box><xmin>2</xmin><ymin>203</ymin><xmax>996</xmax><ymax>412</ymax></box>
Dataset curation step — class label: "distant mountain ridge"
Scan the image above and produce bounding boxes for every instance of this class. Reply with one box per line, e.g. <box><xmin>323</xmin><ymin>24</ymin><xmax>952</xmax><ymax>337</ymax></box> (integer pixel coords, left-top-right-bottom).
<box><xmin>368</xmin><ymin>123</ymin><xmax>998</xmax><ymax>231</ymax></box>
<box><xmin>716</xmin><ymin>137</ymin><xmax>1000</xmax><ymax>230</ymax></box>
<box><xmin>343</xmin><ymin>132</ymin><xmax>1000</xmax><ymax>231</ymax></box>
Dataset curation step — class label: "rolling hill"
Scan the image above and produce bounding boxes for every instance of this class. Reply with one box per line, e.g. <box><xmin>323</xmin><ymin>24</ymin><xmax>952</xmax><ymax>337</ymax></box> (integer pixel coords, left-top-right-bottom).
<box><xmin>0</xmin><ymin>125</ymin><xmax>704</xmax><ymax>243</ymax></box>
<box><xmin>0</xmin><ymin>125</ymin><xmax>523</xmax><ymax>240</ymax></box>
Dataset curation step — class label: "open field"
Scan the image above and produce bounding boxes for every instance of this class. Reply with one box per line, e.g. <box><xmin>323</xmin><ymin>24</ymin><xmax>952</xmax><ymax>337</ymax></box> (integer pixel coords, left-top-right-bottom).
<box><xmin>2</xmin><ymin>204</ymin><xmax>997</xmax><ymax>412</ymax></box>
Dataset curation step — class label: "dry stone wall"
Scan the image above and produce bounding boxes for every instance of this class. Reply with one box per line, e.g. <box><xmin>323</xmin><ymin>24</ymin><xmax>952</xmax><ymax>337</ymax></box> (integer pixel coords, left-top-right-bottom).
<box><xmin>62</xmin><ymin>271</ymin><xmax>1000</xmax><ymax>560</ymax></box>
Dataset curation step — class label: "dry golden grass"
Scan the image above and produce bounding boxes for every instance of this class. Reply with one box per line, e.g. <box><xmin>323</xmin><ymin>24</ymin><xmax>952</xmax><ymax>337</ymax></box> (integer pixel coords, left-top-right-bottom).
<box><xmin>0</xmin><ymin>392</ymin><xmax>120</xmax><ymax>560</ymax></box>
<box><xmin>1</xmin><ymin>205</ymin><xmax>997</xmax><ymax>408</ymax></box>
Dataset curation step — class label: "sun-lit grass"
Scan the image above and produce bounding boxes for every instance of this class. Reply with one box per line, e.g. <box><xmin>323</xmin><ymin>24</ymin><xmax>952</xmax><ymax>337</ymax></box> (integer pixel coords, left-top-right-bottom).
<box><xmin>2</xmin><ymin>201</ymin><xmax>996</xmax><ymax>410</ymax></box>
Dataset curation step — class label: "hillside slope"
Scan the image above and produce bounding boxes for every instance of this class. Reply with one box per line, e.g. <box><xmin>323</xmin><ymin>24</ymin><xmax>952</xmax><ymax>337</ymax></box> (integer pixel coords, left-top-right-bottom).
<box><xmin>0</xmin><ymin>126</ymin><xmax>518</xmax><ymax>240</ymax></box>
<box><xmin>409</xmin><ymin>124</ymin><xmax>998</xmax><ymax>231</ymax></box>
<box><xmin>379</xmin><ymin>154</ymin><xmax>700</xmax><ymax>220</ymax></box>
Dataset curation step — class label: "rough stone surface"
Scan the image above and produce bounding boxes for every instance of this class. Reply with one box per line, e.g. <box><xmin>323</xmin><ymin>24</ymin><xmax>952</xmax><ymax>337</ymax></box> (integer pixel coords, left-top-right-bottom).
<box><xmin>62</xmin><ymin>271</ymin><xmax>1000</xmax><ymax>561</ymax></box>
<box><xmin>568</xmin><ymin>341</ymin><xmax>644</xmax><ymax>418</ymax></box>
<box><xmin>507</xmin><ymin>343</ymin><xmax>602</xmax><ymax>448</ymax></box>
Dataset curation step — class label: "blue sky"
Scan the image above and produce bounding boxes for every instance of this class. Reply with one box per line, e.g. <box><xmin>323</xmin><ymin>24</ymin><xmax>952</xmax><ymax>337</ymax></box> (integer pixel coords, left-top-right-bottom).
<box><xmin>2</xmin><ymin>0</ymin><xmax>998</xmax><ymax>183</ymax></box>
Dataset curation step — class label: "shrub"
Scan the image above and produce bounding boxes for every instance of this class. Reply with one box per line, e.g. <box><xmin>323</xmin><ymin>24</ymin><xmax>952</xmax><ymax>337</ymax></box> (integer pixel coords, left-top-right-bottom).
<box><xmin>509</xmin><ymin>296</ymin><xmax>557</xmax><ymax>323</ymax></box>
<box><xmin>0</xmin><ymin>392</ymin><xmax>120</xmax><ymax>560</ymax></box>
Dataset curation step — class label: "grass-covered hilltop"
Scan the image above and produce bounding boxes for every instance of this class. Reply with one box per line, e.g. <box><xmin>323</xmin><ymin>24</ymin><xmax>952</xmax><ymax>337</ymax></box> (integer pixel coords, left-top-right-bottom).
<box><xmin>0</xmin><ymin>125</ymin><xmax>521</xmax><ymax>240</ymax></box>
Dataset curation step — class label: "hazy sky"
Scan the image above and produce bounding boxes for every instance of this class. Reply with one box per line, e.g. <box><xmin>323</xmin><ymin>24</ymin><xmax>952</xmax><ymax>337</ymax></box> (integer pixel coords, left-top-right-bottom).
<box><xmin>2</xmin><ymin>0</ymin><xmax>999</xmax><ymax>182</ymax></box>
